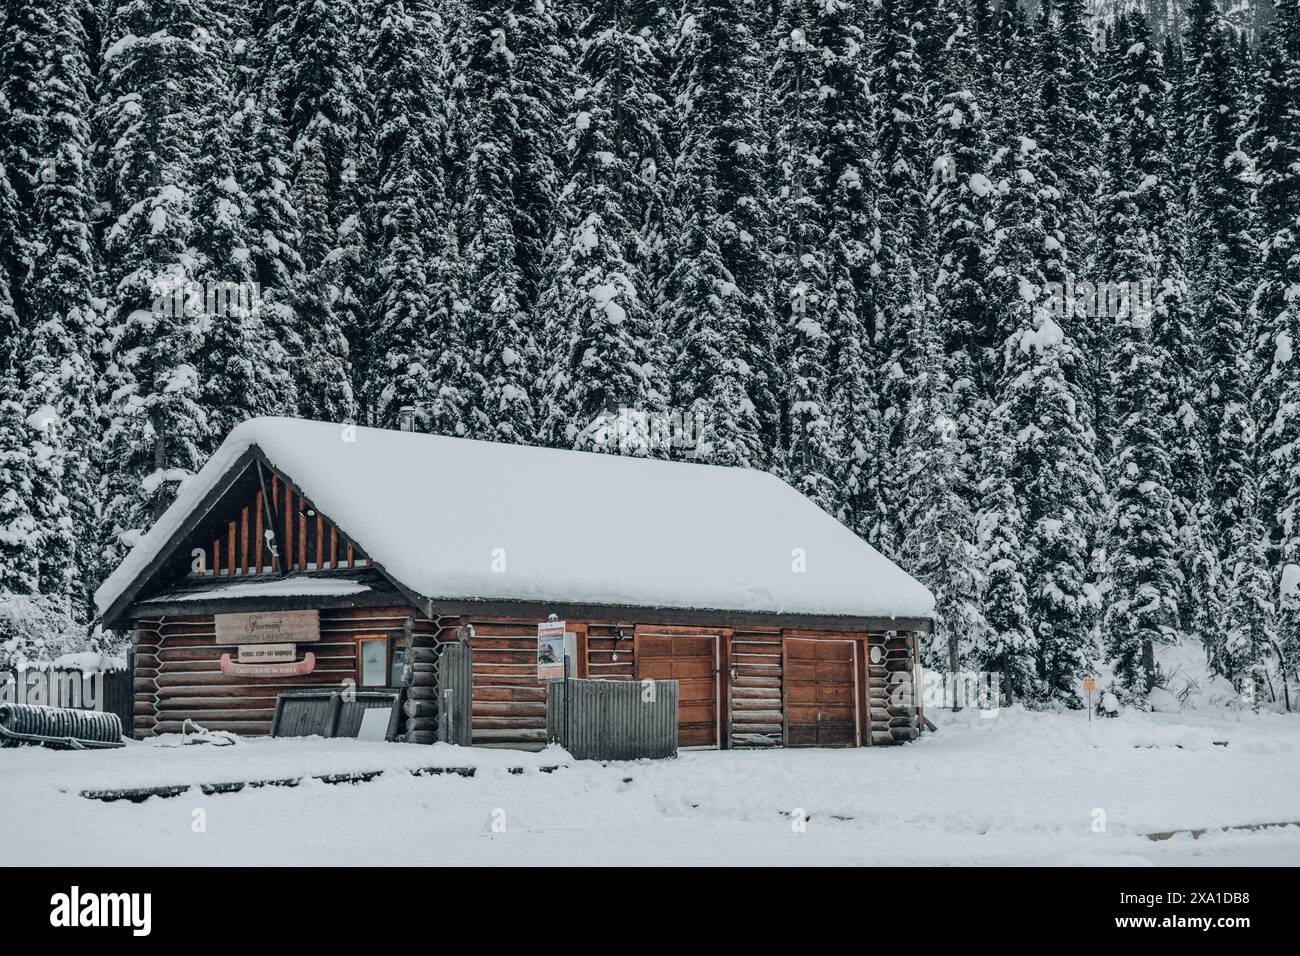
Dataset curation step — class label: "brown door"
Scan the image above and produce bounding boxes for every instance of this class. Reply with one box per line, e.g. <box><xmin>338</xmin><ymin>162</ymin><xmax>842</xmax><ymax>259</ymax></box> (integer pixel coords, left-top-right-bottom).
<box><xmin>637</xmin><ymin>633</ymin><xmax>720</xmax><ymax>748</ymax></box>
<box><xmin>784</xmin><ymin>639</ymin><xmax>860</xmax><ymax>747</ymax></box>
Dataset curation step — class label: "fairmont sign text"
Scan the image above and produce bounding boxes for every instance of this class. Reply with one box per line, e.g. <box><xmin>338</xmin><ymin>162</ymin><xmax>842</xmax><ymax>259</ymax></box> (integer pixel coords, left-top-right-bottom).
<box><xmin>215</xmin><ymin>609</ymin><xmax>320</xmax><ymax>645</ymax></box>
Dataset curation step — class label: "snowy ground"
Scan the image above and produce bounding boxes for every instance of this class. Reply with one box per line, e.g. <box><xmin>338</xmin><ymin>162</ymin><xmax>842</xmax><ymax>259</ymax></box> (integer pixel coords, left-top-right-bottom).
<box><xmin>2</xmin><ymin>706</ymin><xmax>1298</xmax><ymax>866</ymax></box>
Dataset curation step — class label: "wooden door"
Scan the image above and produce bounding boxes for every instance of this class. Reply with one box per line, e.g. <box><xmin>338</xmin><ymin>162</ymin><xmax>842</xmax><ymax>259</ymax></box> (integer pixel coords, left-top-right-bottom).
<box><xmin>636</xmin><ymin>632</ymin><xmax>720</xmax><ymax>748</ymax></box>
<box><xmin>784</xmin><ymin>639</ymin><xmax>860</xmax><ymax>748</ymax></box>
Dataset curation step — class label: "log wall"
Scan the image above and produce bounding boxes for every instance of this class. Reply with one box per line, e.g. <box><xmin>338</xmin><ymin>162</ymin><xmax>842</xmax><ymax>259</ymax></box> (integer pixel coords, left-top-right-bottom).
<box><xmin>460</xmin><ymin>618</ymin><xmax>920</xmax><ymax>750</ymax></box>
<box><xmin>133</xmin><ymin>605</ymin><xmax>923</xmax><ymax>747</ymax></box>
<box><xmin>399</xmin><ymin>614</ymin><xmax>465</xmax><ymax>744</ymax></box>
<box><xmin>729</xmin><ymin>627</ymin><xmax>784</xmax><ymax>747</ymax></box>
<box><xmin>132</xmin><ymin>607</ymin><xmax>441</xmax><ymax>737</ymax></box>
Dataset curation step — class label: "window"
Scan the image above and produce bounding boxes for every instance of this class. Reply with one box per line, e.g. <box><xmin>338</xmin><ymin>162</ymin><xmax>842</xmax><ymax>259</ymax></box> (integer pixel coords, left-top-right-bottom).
<box><xmin>357</xmin><ymin>637</ymin><xmax>388</xmax><ymax>688</ymax></box>
<box><xmin>389</xmin><ymin>645</ymin><xmax>407</xmax><ymax>687</ymax></box>
<box><xmin>356</xmin><ymin>634</ymin><xmax>408</xmax><ymax>688</ymax></box>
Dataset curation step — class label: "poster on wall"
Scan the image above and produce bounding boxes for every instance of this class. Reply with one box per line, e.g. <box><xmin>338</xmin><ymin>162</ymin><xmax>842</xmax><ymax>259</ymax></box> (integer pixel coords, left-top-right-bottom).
<box><xmin>537</xmin><ymin>620</ymin><xmax>566</xmax><ymax>681</ymax></box>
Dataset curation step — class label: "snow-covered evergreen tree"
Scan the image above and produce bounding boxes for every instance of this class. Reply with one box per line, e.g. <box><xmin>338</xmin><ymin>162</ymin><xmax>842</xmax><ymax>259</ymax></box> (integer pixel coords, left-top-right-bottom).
<box><xmin>1096</xmin><ymin>11</ymin><xmax>1184</xmax><ymax>693</ymax></box>
<box><xmin>536</xmin><ymin>0</ymin><xmax>670</xmax><ymax>455</ymax></box>
<box><xmin>508</xmin><ymin>0</ymin><xmax>572</xmax><ymax>312</ymax></box>
<box><xmin>232</xmin><ymin>73</ymin><xmax>305</xmax><ymax>419</ymax></box>
<box><xmin>997</xmin><ymin>314</ymin><xmax>1106</xmax><ymax>703</ymax></box>
<box><xmin>369</xmin><ymin>0</ymin><xmax>455</xmax><ymax>431</ymax></box>
<box><xmin>927</xmin><ymin>0</ymin><xmax>997</xmax><ymax>410</ymax></box>
<box><xmin>96</xmin><ymin>0</ymin><xmax>223</xmax><ymax>566</ymax></box>
<box><xmin>1185</xmin><ymin>0</ymin><xmax>1265</xmax><ymax>675</ymax></box>
<box><xmin>191</xmin><ymin>15</ymin><xmax>292</xmax><ymax>443</ymax></box>
<box><xmin>292</xmin><ymin>138</ymin><xmax>357</xmax><ymax>422</ymax></box>
<box><xmin>670</xmin><ymin>0</ymin><xmax>779</xmax><ymax>465</ymax></box>
<box><xmin>0</xmin><ymin>157</ymin><xmax>17</xmax><ymax>366</ymax></box>
<box><xmin>976</xmin><ymin>403</ymin><xmax>1040</xmax><ymax>701</ymax></box>
<box><xmin>871</xmin><ymin>0</ymin><xmax>934</xmax><ymax>555</ymax></box>
<box><xmin>898</xmin><ymin>306</ymin><xmax>987</xmax><ymax>684</ymax></box>
<box><xmin>458</xmin><ymin>0</ymin><xmax>539</xmax><ymax>445</ymax></box>
<box><xmin>15</xmin><ymin>0</ymin><xmax>98</xmax><ymax>612</ymax></box>
<box><xmin>277</xmin><ymin>0</ymin><xmax>372</xmax><ymax>417</ymax></box>
<box><xmin>0</xmin><ymin>371</ymin><xmax>40</xmax><ymax>596</ymax></box>
<box><xmin>1248</xmin><ymin>0</ymin><xmax>1300</xmax><ymax>701</ymax></box>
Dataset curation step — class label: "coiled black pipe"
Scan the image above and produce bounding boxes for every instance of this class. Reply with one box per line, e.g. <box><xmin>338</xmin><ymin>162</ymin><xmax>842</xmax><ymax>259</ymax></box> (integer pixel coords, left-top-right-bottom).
<box><xmin>0</xmin><ymin>703</ymin><xmax>124</xmax><ymax>749</ymax></box>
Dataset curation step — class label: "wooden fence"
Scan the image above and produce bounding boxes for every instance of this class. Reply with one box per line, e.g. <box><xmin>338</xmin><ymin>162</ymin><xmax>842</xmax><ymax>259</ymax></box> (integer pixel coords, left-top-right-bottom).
<box><xmin>0</xmin><ymin>664</ymin><xmax>133</xmax><ymax>736</ymax></box>
<box><xmin>547</xmin><ymin>678</ymin><xmax>678</xmax><ymax>760</ymax></box>
<box><xmin>432</xmin><ymin>641</ymin><xmax>472</xmax><ymax>746</ymax></box>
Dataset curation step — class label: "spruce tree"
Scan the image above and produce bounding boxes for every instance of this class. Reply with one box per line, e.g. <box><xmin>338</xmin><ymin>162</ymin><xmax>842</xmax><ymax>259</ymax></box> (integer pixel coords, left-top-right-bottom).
<box><xmin>770</xmin><ymin>2</ymin><xmax>834</xmax><ymax>508</ymax></box>
<box><xmin>0</xmin><ymin>158</ymin><xmax>17</xmax><ymax>365</ymax></box>
<box><xmin>21</xmin><ymin>0</ymin><xmax>99</xmax><ymax>611</ymax></box>
<box><xmin>671</xmin><ymin>0</ymin><xmax>779</xmax><ymax>464</ymax></box>
<box><xmin>0</xmin><ymin>0</ymin><xmax>54</xmax><ymax>322</ymax></box>
<box><xmin>0</xmin><ymin>370</ymin><xmax>39</xmax><ymax>596</ymax></box>
<box><xmin>871</xmin><ymin>0</ymin><xmax>934</xmax><ymax>555</ymax></box>
<box><xmin>191</xmin><ymin>18</ymin><xmax>291</xmax><ymax>443</ymax></box>
<box><xmin>898</xmin><ymin>307</ymin><xmax>987</xmax><ymax>685</ymax></box>
<box><xmin>1096</xmin><ymin>11</ymin><xmax>1184</xmax><ymax>693</ymax></box>
<box><xmin>1185</xmin><ymin>0</ymin><xmax>1263</xmax><ymax>673</ymax></box>
<box><xmin>278</xmin><ymin>0</ymin><xmax>372</xmax><ymax>416</ymax></box>
<box><xmin>508</xmin><ymin>0</ymin><xmax>572</xmax><ymax>311</ymax></box>
<box><xmin>292</xmin><ymin>138</ymin><xmax>357</xmax><ymax>422</ymax></box>
<box><xmin>458</xmin><ymin>0</ymin><xmax>539</xmax><ymax>445</ymax></box>
<box><xmin>96</xmin><ymin>0</ymin><xmax>222</xmax><ymax>565</ymax></box>
<box><xmin>369</xmin><ymin>0</ymin><xmax>458</xmax><ymax>431</ymax></box>
<box><xmin>997</xmin><ymin>315</ymin><xmax>1106</xmax><ymax>703</ymax></box>
<box><xmin>535</xmin><ymin>0</ymin><xmax>670</xmax><ymax>455</ymax></box>
<box><xmin>1249</xmin><ymin>0</ymin><xmax>1300</xmax><ymax>702</ymax></box>
<box><xmin>927</xmin><ymin>0</ymin><xmax>997</xmax><ymax>409</ymax></box>
<box><xmin>232</xmin><ymin>74</ymin><xmax>305</xmax><ymax>418</ymax></box>
<box><xmin>976</xmin><ymin>403</ymin><xmax>1040</xmax><ymax>701</ymax></box>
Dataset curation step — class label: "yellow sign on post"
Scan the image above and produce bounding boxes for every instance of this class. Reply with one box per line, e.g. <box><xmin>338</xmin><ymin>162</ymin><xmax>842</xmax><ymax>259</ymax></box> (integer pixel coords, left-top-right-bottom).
<box><xmin>1082</xmin><ymin>676</ymin><xmax>1097</xmax><ymax>693</ymax></box>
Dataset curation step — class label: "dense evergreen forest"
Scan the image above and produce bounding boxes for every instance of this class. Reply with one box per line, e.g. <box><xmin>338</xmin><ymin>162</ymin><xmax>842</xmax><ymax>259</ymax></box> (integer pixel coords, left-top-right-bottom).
<box><xmin>1</xmin><ymin>0</ymin><xmax>1297</xmax><ymax>708</ymax></box>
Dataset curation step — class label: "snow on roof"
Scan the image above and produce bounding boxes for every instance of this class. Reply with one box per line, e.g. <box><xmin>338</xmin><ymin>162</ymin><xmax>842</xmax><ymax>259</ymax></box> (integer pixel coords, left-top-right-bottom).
<box><xmin>140</xmin><ymin>576</ymin><xmax>372</xmax><ymax>604</ymax></box>
<box><xmin>95</xmin><ymin>417</ymin><xmax>934</xmax><ymax>622</ymax></box>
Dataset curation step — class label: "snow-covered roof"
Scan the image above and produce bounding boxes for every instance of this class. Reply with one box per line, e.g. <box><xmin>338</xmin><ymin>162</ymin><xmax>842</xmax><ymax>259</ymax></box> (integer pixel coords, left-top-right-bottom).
<box><xmin>95</xmin><ymin>417</ymin><xmax>934</xmax><ymax>623</ymax></box>
<box><xmin>139</xmin><ymin>575</ymin><xmax>372</xmax><ymax>604</ymax></box>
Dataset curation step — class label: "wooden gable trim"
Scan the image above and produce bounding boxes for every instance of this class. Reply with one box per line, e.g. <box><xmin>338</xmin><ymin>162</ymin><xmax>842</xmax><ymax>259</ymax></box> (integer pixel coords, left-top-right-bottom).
<box><xmin>245</xmin><ymin>448</ymin><xmax>434</xmax><ymax>619</ymax></box>
<box><xmin>100</xmin><ymin>444</ymin><xmax>432</xmax><ymax>630</ymax></box>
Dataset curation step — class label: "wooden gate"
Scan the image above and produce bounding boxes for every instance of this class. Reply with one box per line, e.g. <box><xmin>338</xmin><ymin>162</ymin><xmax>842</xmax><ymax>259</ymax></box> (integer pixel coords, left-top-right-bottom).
<box><xmin>784</xmin><ymin>638</ymin><xmax>860</xmax><ymax>747</ymax></box>
<box><xmin>635</xmin><ymin>630</ymin><xmax>721</xmax><ymax>748</ymax></box>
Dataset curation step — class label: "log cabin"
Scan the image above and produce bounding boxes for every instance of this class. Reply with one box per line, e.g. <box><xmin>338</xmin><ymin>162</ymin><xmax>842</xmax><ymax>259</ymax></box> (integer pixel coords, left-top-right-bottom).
<box><xmin>95</xmin><ymin>417</ymin><xmax>934</xmax><ymax>750</ymax></box>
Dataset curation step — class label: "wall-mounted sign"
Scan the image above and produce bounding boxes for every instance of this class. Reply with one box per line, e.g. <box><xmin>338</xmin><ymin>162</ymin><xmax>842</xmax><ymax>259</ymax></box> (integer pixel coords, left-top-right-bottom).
<box><xmin>538</xmin><ymin>620</ymin><xmax>566</xmax><ymax>681</ymax></box>
<box><xmin>238</xmin><ymin>643</ymin><xmax>296</xmax><ymax>663</ymax></box>
<box><xmin>216</xmin><ymin>609</ymin><xmax>319</xmax><ymax>645</ymax></box>
<box><xmin>219</xmin><ymin>652</ymin><xmax>316</xmax><ymax>678</ymax></box>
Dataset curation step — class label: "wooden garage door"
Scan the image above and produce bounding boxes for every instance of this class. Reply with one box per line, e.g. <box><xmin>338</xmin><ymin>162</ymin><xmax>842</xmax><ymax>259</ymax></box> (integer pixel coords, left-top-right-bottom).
<box><xmin>784</xmin><ymin>639</ymin><xmax>860</xmax><ymax>748</ymax></box>
<box><xmin>636</xmin><ymin>633</ymin><xmax>720</xmax><ymax>748</ymax></box>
